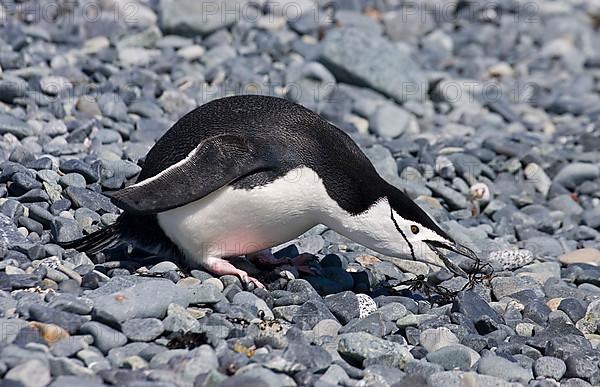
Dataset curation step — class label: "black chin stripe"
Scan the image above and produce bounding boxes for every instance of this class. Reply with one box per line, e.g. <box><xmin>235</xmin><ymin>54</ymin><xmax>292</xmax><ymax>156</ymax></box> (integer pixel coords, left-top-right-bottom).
<box><xmin>390</xmin><ymin>205</ymin><xmax>415</xmax><ymax>260</ymax></box>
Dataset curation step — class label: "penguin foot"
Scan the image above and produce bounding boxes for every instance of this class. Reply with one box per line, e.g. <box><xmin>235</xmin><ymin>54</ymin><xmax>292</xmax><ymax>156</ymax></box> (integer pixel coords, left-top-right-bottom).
<box><xmin>204</xmin><ymin>257</ymin><xmax>265</xmax><ymax>289</ymax></box>
<box><xmin>248</xmin><ymin>251</ymin><xmax>320</xmax><ymax>276</ymax></box>
<box><xmin>248</xmin><ymin>249</ymin><xmax>286</xmax><ymax>266</ymax></box>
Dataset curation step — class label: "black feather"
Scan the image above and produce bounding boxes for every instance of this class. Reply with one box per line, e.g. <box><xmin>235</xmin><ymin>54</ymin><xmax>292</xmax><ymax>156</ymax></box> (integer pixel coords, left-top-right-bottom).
<box><xmin>58</xmin><ymin>213</ymin><xmax>179</xmax><ymax>258</ymax></box>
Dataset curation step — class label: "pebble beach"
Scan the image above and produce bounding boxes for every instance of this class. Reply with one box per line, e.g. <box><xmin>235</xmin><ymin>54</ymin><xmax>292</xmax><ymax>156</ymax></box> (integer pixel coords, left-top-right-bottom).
<box><xmin>1</xmin><ymin>0</ymin><xmax>600</xmax><ymax>386</ymax></box>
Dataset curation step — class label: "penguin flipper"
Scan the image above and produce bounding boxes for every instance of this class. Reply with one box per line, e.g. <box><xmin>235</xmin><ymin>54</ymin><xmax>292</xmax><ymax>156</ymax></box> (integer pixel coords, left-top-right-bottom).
<box><xmin>111</xmin><ymin>134</ymin><xmax>275</xmax><ymax>214</ymax></box>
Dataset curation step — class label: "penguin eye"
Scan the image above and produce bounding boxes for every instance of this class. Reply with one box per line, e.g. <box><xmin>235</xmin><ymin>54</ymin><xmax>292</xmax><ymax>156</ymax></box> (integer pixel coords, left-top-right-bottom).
<box><xmin>411</xmin><ymin>225</ymin><xmax>419</xmax><ymax>234</ymax></box>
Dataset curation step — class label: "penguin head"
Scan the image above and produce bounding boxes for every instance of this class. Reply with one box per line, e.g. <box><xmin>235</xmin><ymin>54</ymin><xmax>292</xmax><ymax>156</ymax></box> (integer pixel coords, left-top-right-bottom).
<box><xmin>387</xmin><ymin>193</ymin><xmax>478</xmax><ymax>278</ymax></box>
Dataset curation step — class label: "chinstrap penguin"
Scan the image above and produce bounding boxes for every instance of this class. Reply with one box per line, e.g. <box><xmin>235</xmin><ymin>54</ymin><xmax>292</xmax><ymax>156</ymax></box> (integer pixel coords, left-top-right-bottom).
<box><xmin>60</xmin><ymin>95</ymin><xmax>478</xmax><ymax>288</ymax></box>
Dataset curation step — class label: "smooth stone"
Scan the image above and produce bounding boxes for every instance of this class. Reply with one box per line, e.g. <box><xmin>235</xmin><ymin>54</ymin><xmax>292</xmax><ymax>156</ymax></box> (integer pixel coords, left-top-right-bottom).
<box><xmin>451</xmin><ymin>291</ymin><xmax>503</xmax><ymax>330</ymax></box>
<box><xmin>425</xmin><ymin>344</ymin><xmax>480</xmax><ymax>370</ymax></box>
<box><xmin>318</xmin><ymin>27</ymin><xmax>427</xmax><ymax>103</ymax></box>
<box><xmin>174</xmin><ymin>345</ymin><xmax>218</xmax><ymax>382</ymax></box>
<box><xmin>477</xmin><ymin>355</ymin><xmax>534</xmax><ymax>383</ymax></box>
<box><xmin>232</xmin><ymin>291</ymin><xmax>274</xmax><ymax>320</ymax></box>
<box><xmin>564</xmin><ymin>350</ymin><xmax>600</xmax><ymax>380</ymax></box>
<box><xmin>51</xmin><ymin>217</ymin><xmax>83</xmax><ymax>243</ymax></box>
<box><xmin>121</xmin><ymin>318</ymin><xmax>164</xmax><ymax>342</ymax></box>
<box><xmin>91</xmin><ymin>279</ymin><xmax>188</xmax><ymax>323</ymax></box>
<box><xmin>558</xmin><ymin>298</ymin><xmax>586</xmax><ymax>323</ymax></box>
<box><xmin>202</xmin><ymin>278</ymin><xmax>224</xmax><ymax>292</ymax></box>
<box><xmin>159</xmin><ymin>0</ymin><xmax>249</xmax><ymax>36</ymax></box>
<box><xmin>79</xmin><ymin>321</ymin><xmax>127</xmax><ymax>353</ymax></box>
<box><xmin>491</xmin><ymin>276</ymin><xmax>545</xmax><ymax>299</ymax></box>
<box><xmin>283</xmin><ymin>342</ymin><xmax>332</xmax><ymax>372</ymax></box>
<box><xmin>162</xmin><ymin>303</ymin><xmax>200</xmax><ymax>333</ymax></box>
<box><xmin>28</xmin><ymin>304</ymin><xmax>89</xmax><ymax>334</ymax></box>
<box><xmin>181</xmin><ymin>283</ymin><xmax>223</xmax><ymax>305</ymax></box>
<box><xmin>40</xmin><ymin>76</ymin><xmax>72</xmax><ymax>95</ymax></box>
<box><xmin>51</xmin><ymin>337</ymin><xmax>88</xmax><ymax>357</ymax></box>
<box><xmin>292</xmin><ymin>300</ymin><xmax>338</xmax><ymax>330</ymax></box>
<box><xmin>419</xmin><ymin>327</ymin><xmax>460</xmax><ymax>353</ymax></box>
<box><xmin>554</xmin><ymin>163</ymin><xmax>599</xmax><ymax>189</ymax></box>
<box><xmin>65</xmin><ymin>187</ymin><xmax>117</xmax><ymax>213</ymax></box>
<box><xmin>370</xmin><ymin>103</ymin><xmax>412</xmax><ymax>138</ymax></box>
<box><xmin>59</xmin><ymin>159</ymin><xmax>99</xmax><ymax>183</ymax></box>
<box><xmin>227</xmin><ymin>364</ymin><xmax>296</xmax><ymax>387</ymax></box>
<box><xmin>534</xmin><ymin>356</ymin><xmax>567</xmax><ymax>379</ymax></box>
<box><xmin>377</xmin><ymin>302</ymin><xmax>408</xmax><ymax>321</ymax></box>
<box><xmin>149</xmin><ymin>261</ymin><xmax>179</xmax><ymax>274</ymax></box>
<box><xmin>337</xmin><ymin>332</ymin><xmax>413</xmax><ymax>368</ymax></box>
<box><xmin>4</xmin><ymin>359</ymin><xmax>51</xmax><ymax>387</ymax></box>
<box><xmin>428</xmin><ymin>370</ymin><xmax>522</xmax><ymax>387</ymax></box>
<box><xmin>559</xmin><ymin>248</ymin><xmax>600</xmax><ymax>266</ymax></box>
<box><xmin>323</xmin><ymin>291</ymin><xmax>360</xmax><ymax>324</ymax></box>
<box><xmin>48</xmin><ymin>376</ymin><xmax>105</xmax><ymax>387</ymax></box>
<box><xmin>47</xmin><ymin>294</ymin><xmax>93</xmax><ymax>315</ymax></box>
<box><xmin>0</xmin><ymin>114</ymin><xmax>33</xmax><ymax>139</ymax></box>
<box><xmin>339</xmin><ymin>312</ymin><xmax>390</xmax><ymax>337</ymax></box>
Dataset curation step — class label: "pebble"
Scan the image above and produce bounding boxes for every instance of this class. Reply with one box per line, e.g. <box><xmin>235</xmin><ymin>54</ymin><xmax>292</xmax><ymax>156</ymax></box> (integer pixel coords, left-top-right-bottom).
<box><xmin>324</xmin><ymin>291</ymin><xmax>360</xmax><ymax>324</ymax></box>
<box><xmin>51</xmin><ymin>217</ymin><xmax>82</xmax><ymax>242</ymax></box>
<box><xmin>337</xmin><ymin>332</ymin><xmax>413</xmax><ymax>368</ymax></box>
<box><xmin>292</xmin><ymin>300</ymin><xmax>338</xmax><ymax>330</ymax></box>
<box><xmin>357</xmin><ymin>293</ymin><xmax>378</xmax><ymax>318</ymax></box>
<box><xmin>0</xmin><ymin>114</ymin><xmax>33</xmax><ymax>139</ymax></box>
<box><xmin>491</xmin><ymin>276</ymin><xmax>545</xmax><ymax>299</ymax></box>
<box><xmin>554</xmin><ymin>163</ymin><xmax>600</xmax><ymax>189</ymax></box>
<box><xmin>79</xmin><ymin>321</ymin><xmax>128</xmax><ymax>354</ymax></box>
<box><xmin>318</xmin><ymin>27</ymin><xmax>427</xmax><ymax>103</ymax></box>
<box><xmin>419</xmin><ymin>327</ymin><xmax>460</xmax><ymax>353</ymax></box>
<box><xmin>121</xmin><ymin>318</ymin><xmax>164</xmax><ymax>342</ymax></box>
<box><xmin>425</xmin><ymin>344</ymin><xmax>480</xmax><ymax>370</ymax></box>
<box><xmin>28</xmin><ymin>304</ymin><xmax>89</xmax><ymax>334</ymax></box>
<box><xmin>487</xmin><ymin>249</ymin><xmax>534</xmax><ymax>271</ymax></box>
<box><xmin>370</xmin><ymin>103</ymin><xmax>412</xmax><ymax>138</ymax></box>
<box><xmin>159</xmin><ymin>0</ymin><xmax>246</xmax><ymax>36</ymax></box>
<box><xmin>232</xmin><ymin>291</ymin><xmax>274</xmax><ymax>320</ymax></box>
<box><xmin>162</xmin><ymin>303</ymin><xmax>200</xmax><ymax>333</ymax></box>
<box><xmin>559</xmin><ymin>248</ymin><xmax>600</xmax><ymax>266</ymax></box>
<box><xmin>4</xmin><ymin>359</ymin><xmax>51</xmax><ymax>387</ymax></box>
<box><xmin>534</xmin><ymin>356</ymin><xmax>567</xmax><ymax>380</ymax></box>
<box><xmin>564</xmin><ymin>351</ymin><xmax>600</xmax><ymax>380</ymax></box>
<box><xmin>59</xmin><ymin>160</ymin><xmax>99</xmax><ymax>183</ymax></box>
<box><xmin>558</xmin><ymin>298</ymin><xmax>587</xmax><ymax>323</ymax></box>
<box><xmin>91</xmin><ymin>279</ymin><xmax>188</xmax><ymax>323</ymax></box>
<box><xmin>477</xmin><ymin>355</ymin><xmax>533</xmax><ymax>383</ymax></box>
<box><xmin>0</xmin><ymin>1</ymin><xmax>598</xmax><ymax>385</ymax></box>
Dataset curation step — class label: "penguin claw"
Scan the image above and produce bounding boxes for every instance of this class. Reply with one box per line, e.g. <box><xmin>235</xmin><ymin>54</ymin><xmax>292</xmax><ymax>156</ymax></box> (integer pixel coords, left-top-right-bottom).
<box><xmin>298</xmin><ymin>265</ymin><xmax>322</xmax><ymax>276</ymax></box>
<box><xmin>249</xmin><ymin>250</ymin><xmax>320</xmax><ymax>276</ymax></box>
<box><xmin>277</xmin><ymin>268</ymin><xmax>297</xmax><ymax>280</ymax></box>
<box><xmin>248</xmin><ymin>250</ymin><xmax>281</xmax><ymax>266</ymax></box>
<box><xmin>290</xmin><ymin>253</ymin><xmax>317</xmax><ymax>267</ymax></box>
<box><xmin>240</xmin><ymin>273</ymin><xmax>265</xmax><ymax>289</ymax></box>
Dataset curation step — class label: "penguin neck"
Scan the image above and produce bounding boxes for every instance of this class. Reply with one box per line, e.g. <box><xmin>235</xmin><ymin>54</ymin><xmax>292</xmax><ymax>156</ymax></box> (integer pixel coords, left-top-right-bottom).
<box><xmin>319</xmin><ymin>191</ymin><xmax>411</xmax><ymax>258</ymax></box>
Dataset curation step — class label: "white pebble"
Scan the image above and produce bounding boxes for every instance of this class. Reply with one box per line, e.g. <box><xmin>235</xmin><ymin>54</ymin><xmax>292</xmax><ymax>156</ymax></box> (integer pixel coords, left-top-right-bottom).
<box><xmin>357</xmin><ymin>293</ymin><xmax>377</xmax><ymax>318</ymax></box>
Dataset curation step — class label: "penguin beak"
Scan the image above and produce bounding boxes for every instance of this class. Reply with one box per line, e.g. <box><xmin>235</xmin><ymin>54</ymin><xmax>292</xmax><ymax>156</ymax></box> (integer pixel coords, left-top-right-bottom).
<box><xmin>424</xmin><ymin>240</ymin><xmax>478</xmax><ymax>278</ymax></box>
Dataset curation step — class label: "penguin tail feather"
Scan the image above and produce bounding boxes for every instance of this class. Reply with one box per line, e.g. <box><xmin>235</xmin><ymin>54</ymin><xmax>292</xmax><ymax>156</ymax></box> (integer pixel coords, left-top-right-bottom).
<box><xmin>57</xmin><ymin>219</ymin><xmax>123</xmax><ymax>254</ymax></box>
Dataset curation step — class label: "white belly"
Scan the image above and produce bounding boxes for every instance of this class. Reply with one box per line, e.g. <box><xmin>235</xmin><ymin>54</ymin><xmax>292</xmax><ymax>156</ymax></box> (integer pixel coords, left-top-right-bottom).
<box><xmin>156</xmin><ymin>168</ymin><xmax>324</xmax><ymax>265</ymax></box>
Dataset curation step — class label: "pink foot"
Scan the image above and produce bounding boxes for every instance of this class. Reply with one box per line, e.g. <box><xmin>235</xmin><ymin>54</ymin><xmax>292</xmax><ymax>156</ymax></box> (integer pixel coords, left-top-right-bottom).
<box><xmin>204</xmin><ymin>257</ymin><xmax>265</xmax><ymax>289</ymax></box>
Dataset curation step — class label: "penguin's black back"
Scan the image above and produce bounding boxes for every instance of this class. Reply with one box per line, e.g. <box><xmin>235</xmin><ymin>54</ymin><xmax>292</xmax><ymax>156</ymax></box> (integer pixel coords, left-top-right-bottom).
<box><xmin>138</xmin><ymin>95</ymin><xmax>386</xmax><ymax>215</ymax></box>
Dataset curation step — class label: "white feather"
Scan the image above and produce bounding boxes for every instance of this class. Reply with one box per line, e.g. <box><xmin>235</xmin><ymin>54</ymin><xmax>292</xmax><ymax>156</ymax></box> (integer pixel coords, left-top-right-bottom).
<box><xmin>156</xmin><ymin>167</ymin><xmax>412</xmax><ymax>265</ymax></box>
